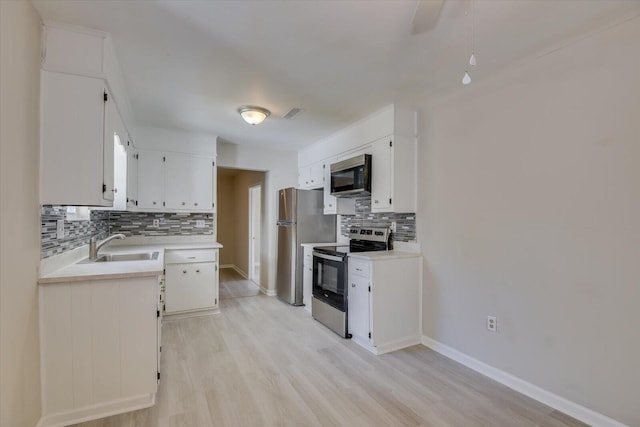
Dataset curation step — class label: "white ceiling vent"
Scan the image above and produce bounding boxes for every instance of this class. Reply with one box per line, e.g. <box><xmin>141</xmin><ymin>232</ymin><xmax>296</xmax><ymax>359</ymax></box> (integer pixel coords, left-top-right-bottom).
<box><xmin>283</xmin><ymin>108</ymin><xmax>302</xmax><ymax>120</ymax></box>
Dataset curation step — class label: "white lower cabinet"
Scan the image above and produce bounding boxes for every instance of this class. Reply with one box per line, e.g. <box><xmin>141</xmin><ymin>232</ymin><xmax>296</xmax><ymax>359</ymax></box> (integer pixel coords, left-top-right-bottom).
<box><xmin>164</xmin><ymin>249</ymin><xmax>219</xmax><ymax>316</ymax></box>
<box><xmin>38</xmin><ymin>275</ymin><xmax>161</xmax><ymax>427</ymax></box>
<box><xmin>302</xmin><ymin>246</ymin><xmax>314</xmax><ymax>311</ymax></box>
<box><xmin>348</xmin><ymin>254</ymin><xmax>421</xmax><ymax>355</ymax></box>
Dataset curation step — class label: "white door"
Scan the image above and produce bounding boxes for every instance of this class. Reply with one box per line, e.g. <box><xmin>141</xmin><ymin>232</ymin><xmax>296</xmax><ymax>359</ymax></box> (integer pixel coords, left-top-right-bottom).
<box><xmin>248</xmin><ymin>185</ymin><xmax>262</xmax><ymax>284</ymax></box>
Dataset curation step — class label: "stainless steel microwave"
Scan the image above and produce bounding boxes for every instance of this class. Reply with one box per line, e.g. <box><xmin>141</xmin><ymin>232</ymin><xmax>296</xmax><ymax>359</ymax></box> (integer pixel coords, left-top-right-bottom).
<box><xmin>330</xmin><ymin>154</ymin><xmax>371</xmax><ymax>197</ymax></box>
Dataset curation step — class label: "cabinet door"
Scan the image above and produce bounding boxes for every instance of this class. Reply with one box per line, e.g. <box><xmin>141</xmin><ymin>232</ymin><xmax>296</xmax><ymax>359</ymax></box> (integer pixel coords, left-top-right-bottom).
<box><xmin>298</xmin><ymin>166</ymin><xmax>311</xmax><ymax>189</ymax></box>
<box><xmin>323</xmin><ymin>158</ymin><xmax>337</xmax><ymax>214</ymax></box>
<box><xmin>348</xmin><ymin>273</ymin><xmax>370</xmax><ymax>341</ymax></box>
<box><xmin>165</xmin><ymin>263</ymin><xmax>216</xmax><ymax>313</ymax></box>
<box><xmin>127</xmin><ymin>150</ymin><xmax>138</xmax><ymax>208</ymax></box>
<box><xmin>137</xmin><ymin>151</ymin><xmax>164</xmax><ymax>209</ymax></box>
<box><xmin>191</xmin><ymin>156</ymin><xmax>213</xmax><ymax>210</ymax></box>
<box><xmin>40</xmin><ymin>71</ymin><xmax>110</xmax><ymax>206</ymax></box>
<box><xmin>302</xmin><ymin>247</ymin><xmax>314</xmax><ymax>309</ymax></box>
<box><xmin>371</xmin><ymin>137</ymin><xmax>392</xmax><ymax>212</ymax></box>
<box><xmin>102</xmin><ymin>88</ymin><xmax>116</xmax><ymax>202</ymax></box>
<box><xmin>308</xmin><ymin>161</ymin><xmax>324</xmax><ymax>189</ymax></box>
<box><xmin>164</xmin><ymin>153</ymin><xmax>191</xmax><ymax>210</ymax></box>
<box><xmin>212</xmin><ymin>159</ymin><xmax>217</xmax><ymax>213</ymax></box>
<box><xmin>212</xmin><ymin>262</ymin><xmax>219</xmax><ymax>309</ymax></box>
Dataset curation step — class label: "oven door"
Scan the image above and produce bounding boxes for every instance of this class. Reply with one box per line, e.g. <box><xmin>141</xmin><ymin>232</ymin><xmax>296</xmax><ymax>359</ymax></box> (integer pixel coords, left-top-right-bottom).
<box><xmin>312</xmin><ymin>252</ymin><xmax>346</xmax><ymax>311</ymax></box>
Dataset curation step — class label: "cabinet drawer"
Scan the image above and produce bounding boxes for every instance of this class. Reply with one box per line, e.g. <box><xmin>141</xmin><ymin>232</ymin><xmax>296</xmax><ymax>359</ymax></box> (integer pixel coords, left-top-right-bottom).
<box><xmin>349</xmin><ymin>259</ymin><xmax>370</xmax><ymax>278</ymax></box>
<box><xmin>164</xmin><ymin>249</ymin><xmax>217</xmax><ymax>264</ymax></box>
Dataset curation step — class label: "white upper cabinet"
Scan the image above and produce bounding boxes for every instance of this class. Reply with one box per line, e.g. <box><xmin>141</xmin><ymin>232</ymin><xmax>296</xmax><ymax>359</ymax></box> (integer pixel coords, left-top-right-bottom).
<box><xmin>133</xmin><ymin>150</ymin><xmax>215</xmax><ymax>213</ymax></box>
<box><xmin>297</xmin><ymin>104</ymin><xmax>417</xmax><ymax>214</ymax></box>
<box><xmin>40</xmin><ymin>22</ymin><xmax>134</xmax><ymax>207</ymax></box>
<box><xmin>190</xmin><ymin>156</ymin><xmax>214</xmax><ymax>210</ymax></box>
<box><xmin>136</xmin><ymin>150</ymin><xmax>164</xmax><ymax>210</ymax></box>
<box><xmin>298</xmin><ymin>160</ymin><xmax>324</xmax><ymax>190</ymax></box>
<box><xmin>40</xmin><ymin>71</ymin><xmax>115</xmax><ymax>206</ymax></box>
<box><xmin>126</xmin><ymin>148</ymin><xmax>138</xmax><ymax>209</ymax></box>
<box><xmin>164</xmin><ymin>153</ymin><xmax>214</xmax><ymax>211</ymax></box>
<box><xmin>370</xmin><ymin>137</ymin><xmax>392</xmax><ymax>212</ymax></box>
<box><xmin>41</xmin><ymin>23</ymin><xmax>106</xmax><ymax>77</ymax></box>
<box><xmin>164</xmin><ymin>153</ymin><xmax>191</xmax><ymax>210</ymax></box>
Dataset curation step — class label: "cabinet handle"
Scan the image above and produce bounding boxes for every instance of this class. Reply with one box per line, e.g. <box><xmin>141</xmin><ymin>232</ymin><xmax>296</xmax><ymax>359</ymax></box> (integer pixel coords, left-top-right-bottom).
<box><xmin>196</xmin><ymin>269</ymin><xmax>200</xmax><ymax>273</ymax></box>
<box><xmin>182</xmin><ymin>202</ymin><xmax>186</xmax><ymax>206</ymax></box>
<box><xmin>356</xmin><ymin>268</ymin><xmax>363</xmax><ymax>272</ymax></box>
<box><xmin>187</xmin><ymin>256</ymin><xmax>196</xmax><ymax>259</ymax></box>
<box><xmin>112</xmin><ymin>188</ymin><xmax>117</xmax><ymax>193</ymax></box>
<box><xmin>182</xmin><ymin>270</ymin><xmax>187</xmax><ymax>274</ymax></box>
<box><xmin>194</xmin><ymin>203</ymin><xmax>198</xmax><ymax>206</ymax></box>
<box><xmin>153</xmin><ymin>201</ymin><xmax>157</xmax><ymax>205</ymax></box>
<box><xmin>374</xmin><ymin>200</ymin><xmax>379</xmax><ymax>204</ymax></box>
<box><xmin>352</xmin><ymin>283</ymin><xmax>356</xmax><ymax>287</ymax></box>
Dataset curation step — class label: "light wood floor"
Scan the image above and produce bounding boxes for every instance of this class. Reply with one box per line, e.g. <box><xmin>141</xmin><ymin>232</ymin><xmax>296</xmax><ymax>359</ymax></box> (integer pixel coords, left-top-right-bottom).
<box><xmin>219</xmin><ymin>268</ymin><xmax>260</xmax><ymax>299</ymax></box>
<box><xmin>72</xmin><ymin>293</ymin><xmax>586</xmax><ymax>427</ymax></box>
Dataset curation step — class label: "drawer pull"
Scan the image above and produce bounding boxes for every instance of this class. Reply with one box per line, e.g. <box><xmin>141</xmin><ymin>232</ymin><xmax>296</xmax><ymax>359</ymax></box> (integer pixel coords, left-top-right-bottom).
<box><xmin>352</xmin><ymin>283</ymin><xmax>356</xmax><ymax>287</ymax></box>
<box><xmin>187</xmin><ymin>257</ymin><xmax>196</xmax><ymax>259</ymax></box>
<box><xmin>182</xmin><ymin>270</ymin><xmax>187</xmax><ymax>274</ymax></box>
<box><xmin>356</xmin><ymin>268</ymin><xmax>363</xmax><ymax>271</ymax></box>
<box><xmin>196</xmin><ymin>269</ymin><xmax>200</xmax><ymax>273</ymax></box>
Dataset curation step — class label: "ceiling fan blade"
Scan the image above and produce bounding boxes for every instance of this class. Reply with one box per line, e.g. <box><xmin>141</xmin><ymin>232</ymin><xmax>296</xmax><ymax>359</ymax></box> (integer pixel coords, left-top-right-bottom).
<box><xmin>410</xmin><ymin>0</ymin><xmax>445</xmax><ymax>35</ymax></box>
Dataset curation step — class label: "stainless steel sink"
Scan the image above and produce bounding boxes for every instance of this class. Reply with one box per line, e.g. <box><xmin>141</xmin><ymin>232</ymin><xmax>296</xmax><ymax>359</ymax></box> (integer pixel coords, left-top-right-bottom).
<box><xmin>78</xmin><ymin>251</ymin><xmax>159</xmax><ymax>264</ymax></box>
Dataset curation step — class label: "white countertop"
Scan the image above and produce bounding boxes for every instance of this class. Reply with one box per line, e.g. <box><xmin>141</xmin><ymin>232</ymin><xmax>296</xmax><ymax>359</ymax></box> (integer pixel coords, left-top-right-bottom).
<box><xmin>39</xmin><ymin>242</ymin><xmax>223</xmax><ymax>284</ymax></box>
<box><xmin>348</xmin><ymin>250</ymin><xmax>421</xmax><ymax>261</ymax></box>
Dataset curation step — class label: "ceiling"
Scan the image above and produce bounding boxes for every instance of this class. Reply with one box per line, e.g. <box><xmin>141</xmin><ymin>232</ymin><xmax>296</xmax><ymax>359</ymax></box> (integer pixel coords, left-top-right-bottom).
<box><xmin>32</xmin><ymin>0</ymin><xmax>640</xmax><ymax>151</ymax></box>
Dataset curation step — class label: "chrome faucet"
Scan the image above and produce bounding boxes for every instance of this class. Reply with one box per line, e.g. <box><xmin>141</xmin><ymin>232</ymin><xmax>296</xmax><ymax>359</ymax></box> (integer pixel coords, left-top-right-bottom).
<box><xmin>89</xmin><ymin>234</ymin><xmax>126</xmax><ymax>260</ymax></box>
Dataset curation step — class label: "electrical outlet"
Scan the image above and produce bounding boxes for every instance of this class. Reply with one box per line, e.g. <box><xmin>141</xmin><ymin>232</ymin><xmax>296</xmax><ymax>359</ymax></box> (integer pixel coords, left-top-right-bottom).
<box><xmin>56</xmin><ymin>220</ymin><xmax>64</xmax><ymax>239</ymax></box>
<box><xmin>153</xmin><ymin>219</ymin><xmax>160</xmax><ymax>227</ymax></box>
<box><xmin>487</xmin><ymin>316</ymin><xmax>497</xmax><ymax>332</ymax></box>
<box><xmin>390</xmin><ymin>221</ymin><xmax>397</xmax><ymax>233</ymax></box>
<box><xmin>195</xmin><ymin>220</ymin><xmax>205</xmax><ymax>228</ymax></box>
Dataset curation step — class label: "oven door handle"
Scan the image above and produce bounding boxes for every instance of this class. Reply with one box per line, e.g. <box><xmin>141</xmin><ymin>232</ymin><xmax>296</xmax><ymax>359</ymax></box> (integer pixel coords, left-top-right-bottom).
<box><xmin>313</xmin><ymin>252</ymin><xmax>344</xmax><ymax>262</ymax></box>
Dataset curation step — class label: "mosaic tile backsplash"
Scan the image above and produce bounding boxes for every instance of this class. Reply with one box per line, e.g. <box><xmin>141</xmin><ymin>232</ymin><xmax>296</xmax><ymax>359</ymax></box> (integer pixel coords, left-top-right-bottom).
<box><xmin>41</xmin><ymin>207</ymin><xmax>214</xmax><ymax>259</ymax></box>
<box><xmin>339</xmin><ymin>196</ymin><xmax>416</xmax><ymax>243</ymax></box>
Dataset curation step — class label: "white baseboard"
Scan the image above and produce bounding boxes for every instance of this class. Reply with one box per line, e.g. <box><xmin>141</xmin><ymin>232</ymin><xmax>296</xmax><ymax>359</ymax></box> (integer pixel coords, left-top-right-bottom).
<box><xmin>260</xmin><ymin>286</ymin><xmax>276</xmax><ymax>297</ymax></box>
<box><xmin>220</xmin><ymin>264</ymin><xmax>248</xmax><ymax>279</ymax></box>
<box><xmin>352</xmin><ymin>334</ymin><xmax>421</xmax><ymax>355</ymax></box>
<box><xmin>421</xmin><ymin>336</ymin><xmax>626</xmax><ymax>427</ymax></box>
<box><xmin>37</xmin><ymin>393</ymin><xmax>155</xmax><ymax>427</ymax></box>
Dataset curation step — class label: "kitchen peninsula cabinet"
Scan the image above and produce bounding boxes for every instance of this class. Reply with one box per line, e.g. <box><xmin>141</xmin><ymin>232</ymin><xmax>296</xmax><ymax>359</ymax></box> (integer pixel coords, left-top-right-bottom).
<box><xmin>347</xmin><ymin>253</ymin><xmax>421</xmax><ymax>355</ymax></box>
<box><xmin>38</xmin><ymin>275</ymin><xmax>161</xmax><ymax>426</ymax></box>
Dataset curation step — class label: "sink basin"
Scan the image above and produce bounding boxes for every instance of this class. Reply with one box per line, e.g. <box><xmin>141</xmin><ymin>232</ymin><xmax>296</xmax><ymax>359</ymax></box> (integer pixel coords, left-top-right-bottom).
<box><xmin>78</xmin><ymin>251</ymin><xmax>159</xmax><ymax>264</ymax></box>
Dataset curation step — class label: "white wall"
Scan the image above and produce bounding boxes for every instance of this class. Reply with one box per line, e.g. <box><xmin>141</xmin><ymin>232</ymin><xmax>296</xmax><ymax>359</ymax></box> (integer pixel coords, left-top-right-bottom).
<box><xmin>418</xmin><ymin>16</ymin><xmax>640</xmax><ymax>426</ymax></box>
<box><xmin>0</xmin><ymin>1</ymin><xmax>43</xmax><ymax>425</ymax></box>
<box><xmin>134</xmin><ymin>125</ymin><xmax>217</xmax><ymax>156</ymax></box>
<box><xmin>217</xmin><ymin>140</ymin><xmax>297</xmax><ymax>293</ymax></box>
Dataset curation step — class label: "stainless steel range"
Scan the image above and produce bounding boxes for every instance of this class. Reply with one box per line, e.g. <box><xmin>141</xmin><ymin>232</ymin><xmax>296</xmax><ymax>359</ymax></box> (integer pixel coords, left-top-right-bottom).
<box><xmin>311</xmin><ymin>227</ymin><xmax>390</xmax><ymax>338</ymax></box>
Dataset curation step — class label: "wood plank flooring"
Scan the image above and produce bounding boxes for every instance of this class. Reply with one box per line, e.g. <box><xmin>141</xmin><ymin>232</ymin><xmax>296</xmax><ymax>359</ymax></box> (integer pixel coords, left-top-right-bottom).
<box><xmin>219</xmin><ymin>268</ymin><xmax>260</xmax><ymax>299</ymax></box>
<box><xmin>72</xmin><ymin>287</ymin><xmax>587</xmax><ymax>427</ymax></box>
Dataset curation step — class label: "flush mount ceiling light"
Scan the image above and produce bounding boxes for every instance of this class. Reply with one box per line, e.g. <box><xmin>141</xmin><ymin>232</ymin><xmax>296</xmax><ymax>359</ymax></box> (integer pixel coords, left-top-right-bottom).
<box><xmin>238</xmin><ymin>106</ymin><xmax>271</xmax><ymax>126</ymax></box>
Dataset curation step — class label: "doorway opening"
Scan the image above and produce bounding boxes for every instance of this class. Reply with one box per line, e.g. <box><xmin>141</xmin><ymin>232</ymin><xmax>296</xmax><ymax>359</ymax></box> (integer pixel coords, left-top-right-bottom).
<box><xmin>217</xmin><ymin>167</ymin><xmax>265</xmax><ymax>300</ymax></box>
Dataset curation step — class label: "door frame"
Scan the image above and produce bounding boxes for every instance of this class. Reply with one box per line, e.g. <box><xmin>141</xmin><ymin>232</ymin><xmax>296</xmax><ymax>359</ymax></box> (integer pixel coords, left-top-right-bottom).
<box><xmin>248</xmin><ymin>184</ymin><xmax>262</xmax><ymax>284</ymax></box>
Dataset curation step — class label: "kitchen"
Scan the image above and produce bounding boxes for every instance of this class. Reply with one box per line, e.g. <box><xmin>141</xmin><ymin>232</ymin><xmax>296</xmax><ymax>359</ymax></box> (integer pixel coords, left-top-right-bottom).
<box><xmin>2</xmin><ymin>1</ymin><xmax>639</xmax><ymax>427</ymax></box>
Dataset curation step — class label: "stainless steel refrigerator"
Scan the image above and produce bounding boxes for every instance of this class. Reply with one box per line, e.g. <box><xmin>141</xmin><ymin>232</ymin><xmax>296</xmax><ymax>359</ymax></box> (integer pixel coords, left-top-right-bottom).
<box><xmin>276</xmin><ymin>187</ymin><xmax>336</xmax><ymax>306</ymax></box>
